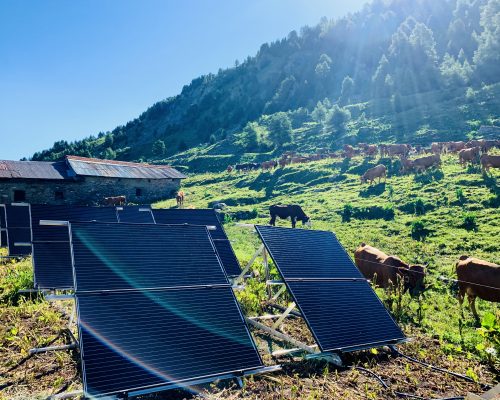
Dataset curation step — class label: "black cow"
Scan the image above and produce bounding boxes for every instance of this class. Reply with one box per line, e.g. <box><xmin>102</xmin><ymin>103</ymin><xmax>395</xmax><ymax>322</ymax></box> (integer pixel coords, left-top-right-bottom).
<box><xmin>235</xmin><ymin>163</ymin><xmax>259</xmax><ymax>172</ymax></box>
<box><xmin>269</xmin><ymin>204</ymin><xmax>311</xmax><ymax>228</ymax></box>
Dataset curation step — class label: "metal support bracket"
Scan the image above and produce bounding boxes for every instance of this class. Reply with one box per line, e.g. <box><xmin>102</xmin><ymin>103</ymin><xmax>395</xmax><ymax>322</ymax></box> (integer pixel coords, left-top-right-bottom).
<box><xmin>272</xmin><ymin>302</ymin><xmax>296</xmax><ymax>330</ymax></box>
<box><xmin>234</xmin><ymin>244</ymin><xmax>264</xmax><ymax>284</ymax></box>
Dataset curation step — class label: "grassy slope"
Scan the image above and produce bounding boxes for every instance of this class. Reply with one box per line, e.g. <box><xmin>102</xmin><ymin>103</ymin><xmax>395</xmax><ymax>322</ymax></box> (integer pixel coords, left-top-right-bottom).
<box><xmin>157</xmin><ymin>153</ymin><xmax>500</xmax><ymax>351</ymax></box>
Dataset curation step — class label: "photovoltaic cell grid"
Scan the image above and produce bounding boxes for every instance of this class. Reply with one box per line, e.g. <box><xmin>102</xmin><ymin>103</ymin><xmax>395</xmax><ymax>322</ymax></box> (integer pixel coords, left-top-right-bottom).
<box><xmin>0</xmin><ymin>205</ymin><xmax>6</xmax><ymax>247</ymax></box>
<box><xmin>30</xmin><ymin>205</ymin><xmax>118</xmax><ymax>289</ymax></box>
<box><xmin>116</xmin><ymin>205</ymin><xmax>155</xmax><ymax>223</ymax></box>
<box><xmin>255</xmin><ymin>225</ymin><xmax>405</xmax><ymax>352</ymax></box>
<box><xmin>70</xmin><ymin>222</ymin><xmax>263</xmax><ymax>397</ymax></box>
<box><xmin>152</xmin><ymin>209</ymin><xmax>241</xmax><ymax>276</ymax></box>
<box><xmin>4</xmin><ymin>204</ymin><xmax>31</xmax><ymax>256</ymax></box>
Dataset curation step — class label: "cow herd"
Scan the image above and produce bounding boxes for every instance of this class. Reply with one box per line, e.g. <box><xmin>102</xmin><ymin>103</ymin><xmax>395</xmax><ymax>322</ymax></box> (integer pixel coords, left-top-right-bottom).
<box><xmin>226</xmin><ymin>139</ymin><xmax>500</xmax><ymax>179</ymax></box>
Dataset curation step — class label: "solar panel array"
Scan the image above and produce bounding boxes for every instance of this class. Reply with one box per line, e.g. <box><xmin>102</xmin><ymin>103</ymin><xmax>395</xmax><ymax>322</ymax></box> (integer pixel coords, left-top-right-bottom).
<box><xmin>70</xmin><ymin>221</ymin><xmax>263</xmax><ymax>397</ymax></box>
<box><xmin>30</xmin><ymin>205</ymin><xmax>118</xmax><ymax>289</ymax></box>
<box><xmin>4</xmin><ymin>204</ymin><xmax>32</xmax><ymax>256</ymax></box>
<box><xmin>255</xmin><ymin>225</ymin><xmax>405</xmax><ymax>352</ymax></box>
<box><xmin>116</xmin><ymin>205</ymin><xmax>155</xmax><ymax>223</ymax></box>
<box><xmin>0</xmin><ymin>205</ymin><xmax>6</xmax><ymax>247</ymax></box>
<box><xmin>152</xmin><ymin>209</ymin><xmax>241</xmax><ymax>276</ymax></box>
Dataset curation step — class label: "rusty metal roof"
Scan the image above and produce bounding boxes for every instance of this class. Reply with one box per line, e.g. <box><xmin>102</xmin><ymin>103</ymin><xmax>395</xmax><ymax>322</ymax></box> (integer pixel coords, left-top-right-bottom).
<box><xmin>65</xmin><ymin>156</ymin><xmax>186</xmax><ymax>179</ymax></box>
<box><xmin>0</xmin><ymin>160</ymin><xmax>70</xmax><ymax>180</ymax></box>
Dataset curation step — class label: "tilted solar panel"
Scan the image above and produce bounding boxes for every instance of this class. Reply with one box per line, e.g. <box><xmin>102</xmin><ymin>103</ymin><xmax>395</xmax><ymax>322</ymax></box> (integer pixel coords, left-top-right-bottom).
<box><xmin>152</xmin><ymin>209</ymin><xmax>241</xmax><ymax>275</ymax></box>
<box><xmin>77</xmin><ymin>288</ymin><xmax>263</xmax><ymax>397</ymax></box>
<box><xmin>255</xmin><ymin>225</ymin><xmax>363</xmax><ymax>279</ymax></box>
<box><xmin>33</xmin><ymin>242</ymin><xmax>73</xmax><ymax>289</ymax></box>
<box><xmin>31</xmin><ymin>204</ymin><xmax>118</xmax><ymax>242</ymax></box>
<box><xmin>4</xmin><ymin>204</ymin><xmax>31</xmax><ymax>256</ymax></box>
<box><xmin>71</xmin><ymin>222</ymin><xmax>228</xmax><ymax>292</ymax></box>
<box><xmin>211</xmin><ymin>239</ymin><xmax>241</xmax><ymax>277</ymax></box>
<box><xmin>0</xmin><ymin>205</ymin><xmax>6</xmax><ymax>247</ymax></box>
<box><xmin>286</xmin><ymin>280</ymin><xmax>405</xmax><ymax>352</ymax></box>
<box><xmin>152</xmin><ymin>209</ymin><xmax>226</xmax><ymax>239</ymax></box>
<box><xmin>70</xmin><ymin>221</ymin><xmax>263</xmax><ymax>397</ymax></box>
<box><xmin>116</xmin><ymin>206</ymin><xmax>155</xmax><ymax>224</ymax></box>
<box><xmin>255</xmin><ymin>225</ymin><xmax>405</xmax><ymax>352</ymax></box>
<box><xmin>30</xmin><ymin>205</ymin><xmax>119</xmax><ymax>289</ymax></box>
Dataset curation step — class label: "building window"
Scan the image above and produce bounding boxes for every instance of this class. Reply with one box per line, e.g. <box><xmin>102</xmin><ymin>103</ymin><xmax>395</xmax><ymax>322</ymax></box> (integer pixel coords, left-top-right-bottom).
<box><xmin>136</xmin><ymin>188</ymin><xmax>143</xmax><ymax>197</ymax></box>
<box><xmin>13</xmin><ymin>190</ymin><xmax>26</xmax><ymax>202</ymax></box>
<box><xmin>54</xmin><ymin>191</ymin><xmax>64</xmax><ymax>200</ymax></box>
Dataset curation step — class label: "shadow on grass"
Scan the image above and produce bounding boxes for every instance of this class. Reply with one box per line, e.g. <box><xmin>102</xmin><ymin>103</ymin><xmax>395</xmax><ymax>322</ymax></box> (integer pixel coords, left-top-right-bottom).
<box><xmin>359</xmin><ymin>182</ymin><xmax>386</xmax><ymax>197</ymax></box>
<box><xmin>413</xmin><ymin>168</ymin><xmax>444</xmax><ymax>185</ymax></box>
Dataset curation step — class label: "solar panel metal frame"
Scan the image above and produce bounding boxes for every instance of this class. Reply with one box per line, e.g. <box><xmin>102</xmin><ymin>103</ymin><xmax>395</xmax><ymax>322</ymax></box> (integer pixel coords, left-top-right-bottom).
<box><xmin>30</xmin><ymin>204</ymin><xmax>119</xmax><ymax>290</ymax></box>
<box><xmin>255</xmin><ymin>225</ymin><xmax>405</xmax><ymax>353</ymax></box>
<box><xmin>152</xmin><ymin>209</ymin><xmax>241</xmax><ymax>276</ymax></box>
<box><xmin>69</xmin><ymin>221</ymin><xmax>265</xmax><ymax>397</ymax></box>
<box><xmin>116</xmin><ymin>205</ymin><xmax>156</xmax><ymax>224</ymax></box>
<box><xmin>4</xmin><ymin>203</ymin><xmax>32</xmax><ymax>256</ymax></box>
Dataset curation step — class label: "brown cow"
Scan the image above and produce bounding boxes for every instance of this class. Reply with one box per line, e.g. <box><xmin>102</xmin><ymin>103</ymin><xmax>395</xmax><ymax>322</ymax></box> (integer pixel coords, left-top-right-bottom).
<box><xmin>458</xmin><ymin>147</ymin><xmax>481</xmax><ymax>166</ymax></box>
<box><xmin>291</xmin><ymin>156</ymin><xmax>308</xmax><ymax>164</ymax></box>
<box><xmin>456</xmin><ymin>256</ymin><xmax>500</xmax><ymax>322</ymax></box>
<box><xmin>400</xmin><ymin>157</ymin><xmax>414</xmax><ymax>173</ymax></box>
<box><xmin>360</xmin><ymin>164</ymin><xmax>386</xmax><ymax>184</ymax></box>
<box><xmin>365</xmin><ymin>144</ymin><xmax>378</xmax><ymax>157</ymax></box>
<box><xmin>386</xmin><ymin>144</ymin><xmax>411</xmax><ymax>157</ymax></box>
<box><xmin>176</xmin><ymin>190</ymin><xmax>185</xmax><ymax>207</ymax></box>
<box><xmin>465</xmin><ymin>139</ymin><xmax>485</xmax><ymax>149</ymax></box>
<box><xmin>354</xmin><ymin>243</ymin><xmax>426</xmax><ymax>296</ymax></box>
<box><xmin>261</xmin><ymin>160</ymin><xmax>278</xmax><ymax>170</ymax></box>
<box><xmin>431</xmin><ymin>142</ymin><xmax>446</xmax><ymax>154</ymax></box>
<box><xmin>104</xmin><ymin>195</ymin><xmax>126</xmax><ymax>206</ymax></box>
<box><xmin>482</xmin><ymin>139</ymin><xmax>500</xmax><ymax>152</ymax></box>
<box><xmin>412</xmin><ymin>154</ymin><xmax>441</xmax><ymax>173</ymax></box>
<box><xmin>480</xmin><ymin>154</ymin><xmax>500</xmax><ymax>172</ymax></box>
<box><xmin>278</xmin><ymin>157</ymin><xmax>291</xmax><ymax>168</ymax></box>
<box><xmin>444</xmin><ymin>141</ymin><xmax>466</xmax><ymax>153</ymax></box>
<box><xmin>227</xmin><ymin>165</ymin><xmax>234</xmax><ymax>173</ymax></box>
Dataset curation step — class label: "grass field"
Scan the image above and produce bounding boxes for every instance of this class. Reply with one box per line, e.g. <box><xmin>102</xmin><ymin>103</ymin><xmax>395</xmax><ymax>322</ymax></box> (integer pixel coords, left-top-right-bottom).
<box><xmin>0</xmin><ymin>153</ymin><xmax>499</xmax><ymax>399</ymax></box>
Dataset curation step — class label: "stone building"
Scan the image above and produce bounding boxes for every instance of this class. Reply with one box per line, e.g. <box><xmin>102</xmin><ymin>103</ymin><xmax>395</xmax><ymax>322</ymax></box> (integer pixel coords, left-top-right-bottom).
<box><xmin>0</xmin><ymin>156</ymin><xmax>186</xmax><ymax>205</ymax></box>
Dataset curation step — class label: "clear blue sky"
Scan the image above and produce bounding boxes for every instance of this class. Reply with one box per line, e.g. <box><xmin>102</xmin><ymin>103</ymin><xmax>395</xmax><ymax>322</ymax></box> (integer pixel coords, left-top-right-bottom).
<box><xmin>0</xmin><ymin>0</ymin><xmax>368</xmax><ymax>160</ymax></box>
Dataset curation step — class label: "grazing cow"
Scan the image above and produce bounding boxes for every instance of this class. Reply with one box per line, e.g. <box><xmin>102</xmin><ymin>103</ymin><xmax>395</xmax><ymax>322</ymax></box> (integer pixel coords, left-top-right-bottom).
<box><xmin>400</xmin><ymin>157</ymin><xmax>414</xmax><ymax>173</ymax></box>
<box><xmin>354</xmin><ymin>243</ymin><xmax>426</xmax><ymax>296</ymax></box>
<box><xmin>176</xmin><ymin>190</ymin><xmax>185</xmax><ymax>207</ymax></box>
<box><xmin>278</xmin><ymin>157</ymin><xmax>291</xmax><ymax>168</ymax></box>
<box><xmin>444</xmin><ymin>141</ymin><xmax>466</xmax><ymax>153</ymax></box>
<box><xmin>104</xmin><ymin>195</ymin><xmax>126</xmax><ymax>206</ymax></box>
<box><xmin>465</xmin><ymin>139</ymin><xmax>485</xmax><ymax>149</ymax></box>
<box><xmin>343</xmin><ymin>145</ymin><xmax>356</xmax><ymax>158</ymax></box>
<box><xmin>261</xmin><ymin>160</ymin><xmax>278</xmax><ymax>170</ymax></box>
<box><xmin>456</xmin><ymin>256</ymin><xmax>500</xmax><ymax>322</ymax></box>
<box><xmin>379</xmin><ymin>144</ymin><xmax>389</xmax><ymax>157</ymax></box>
<box><xmin>235</xmin><ymin>163</ymin><xmax>259</xmax><ymax>172</ymax></box>
<box><xmin>458</xmin><ymin>147</ymin><xmax>481</xmax><ymax>166</ymax></box>
<box><xmin>291</xmin><ymin>156</ymin><xmax>308</xmax><ymax>164</ymax></box>
<box><xmin>431</xmin><ymin>142</ymin><xmax>446</xmax><ymax>154</ymax></box>
<box><xmin>269</xmin><ymin>204</ymin><xmax>311</xmax><ymax>228</ymax></box>
<box><xmin>412</xmin><ymin>154</ymin><xmax>441</xmax><ymax>173</ymax></box>
<box><xmin>360</xmin><ymin>164</ymin><xmax>387</xmax><ymax>184</ymax></box>
<box><xmin>227</xmin><ymin>165</ymin><xmax>234</xmax><ymax>173</ymax></box>
<box><xmin>386</xmin><ymin>144</ymin><xmax>410</xmax><ymax>157</ymax></box>
<box><xmin>480</xmin><ymin>154</ymin><xmax>500</xmax><ymax>172</ymax></box>
<box><xmin>365</xmin><ymin>144</ymin><xmax>378</xmax><ymax>157</ymax></box>
<box><xmin>482</xmin><ymin>139</ymin><xmax>500</xmax><ymax>152</ymax></box>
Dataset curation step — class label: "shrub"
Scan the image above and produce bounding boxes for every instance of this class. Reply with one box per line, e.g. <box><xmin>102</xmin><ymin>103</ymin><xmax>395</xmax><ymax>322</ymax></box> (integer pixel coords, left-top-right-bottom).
<box><xmin>411</xmin><ymin>219</ymin><xmax>428</xmax><ymax>240</ymax></box>
<box><xmin>342</xmin><ymin>203</ymin><xmax>353</xmax><ymax>222</ymax></box>
<box><xmin>462</xmin><ymin>212</ymin><xmax>478</xmax><ymax>231</ymax></box>
<box><xmin>414</xmin><ymin>198</ymin><xmax>426</xmax><ymax>215</ymax></box>
<box><xmin>456</xmin><ymin>188</ymin><xmax>465</xmax><ymax>205</ymax></box>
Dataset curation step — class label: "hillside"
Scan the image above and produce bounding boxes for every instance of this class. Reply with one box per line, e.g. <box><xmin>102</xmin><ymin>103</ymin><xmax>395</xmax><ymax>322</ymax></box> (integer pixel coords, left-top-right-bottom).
<box><xmin>1</xmin><ymin>153</ymin><xmax>498</xmax><ymax>399</ymax></box>
<box><xmin>30</xmin><ymin>0</ymin><xmax>500</xmax><ymax>166</ymax></box>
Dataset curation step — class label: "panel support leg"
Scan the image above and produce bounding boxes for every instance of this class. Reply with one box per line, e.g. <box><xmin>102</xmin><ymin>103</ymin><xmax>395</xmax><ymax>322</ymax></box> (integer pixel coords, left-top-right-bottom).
<box><xmin>234</xmin><ymin>244</ymin><xmax>264</xmax><ymax>284</ymax></box>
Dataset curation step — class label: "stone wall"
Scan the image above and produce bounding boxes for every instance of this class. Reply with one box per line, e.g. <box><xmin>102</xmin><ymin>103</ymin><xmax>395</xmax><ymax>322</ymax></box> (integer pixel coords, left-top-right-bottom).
<box><xmin>0</xmin><ymin>177</ymin><xmax>181</xmax><ymax>205</ymax></box>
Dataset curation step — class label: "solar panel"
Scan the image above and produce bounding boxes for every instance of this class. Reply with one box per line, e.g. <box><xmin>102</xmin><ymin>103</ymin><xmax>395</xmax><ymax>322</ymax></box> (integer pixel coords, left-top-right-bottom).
<box><xmin>4</xmin><ymin>204</ymin><xmax>31</xmax><ymax>256</ymax></box>
<box><xmin>116</xmin><ymin>206</ymin><xmax>155</xmax><ymax>223</ymax></box>
<box><xmin>30</xmin><ymin>205</ymin><xmax>118</xmax><ymax>289</ymax></box>
<box><xmin>286</xmin><ymin>280</ymin><xmax>405</xmax><ymax>352</ymax></box>
<box><xmin>152</xmin><ymin>209</ymin><xmax>241</xmax><ymax>275</ymax></box>
<box><xmin>70</xmin><ymin>221</ymin><xmax>263</xmax><ymax>397</ymax></box>
<box><xmin>71</xmin><ymin>222</ymin><xmax>228</xmax><ymax>292</ymax></box>
<box><xmin>0</xmin><ymin>205</ymin><xmax>6</xmax><ymax>247</ymax></box>
<box><xmin>255</xmin><ymin>225</ymin><xmax>405</xmax><ymax>352</ymax></box>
